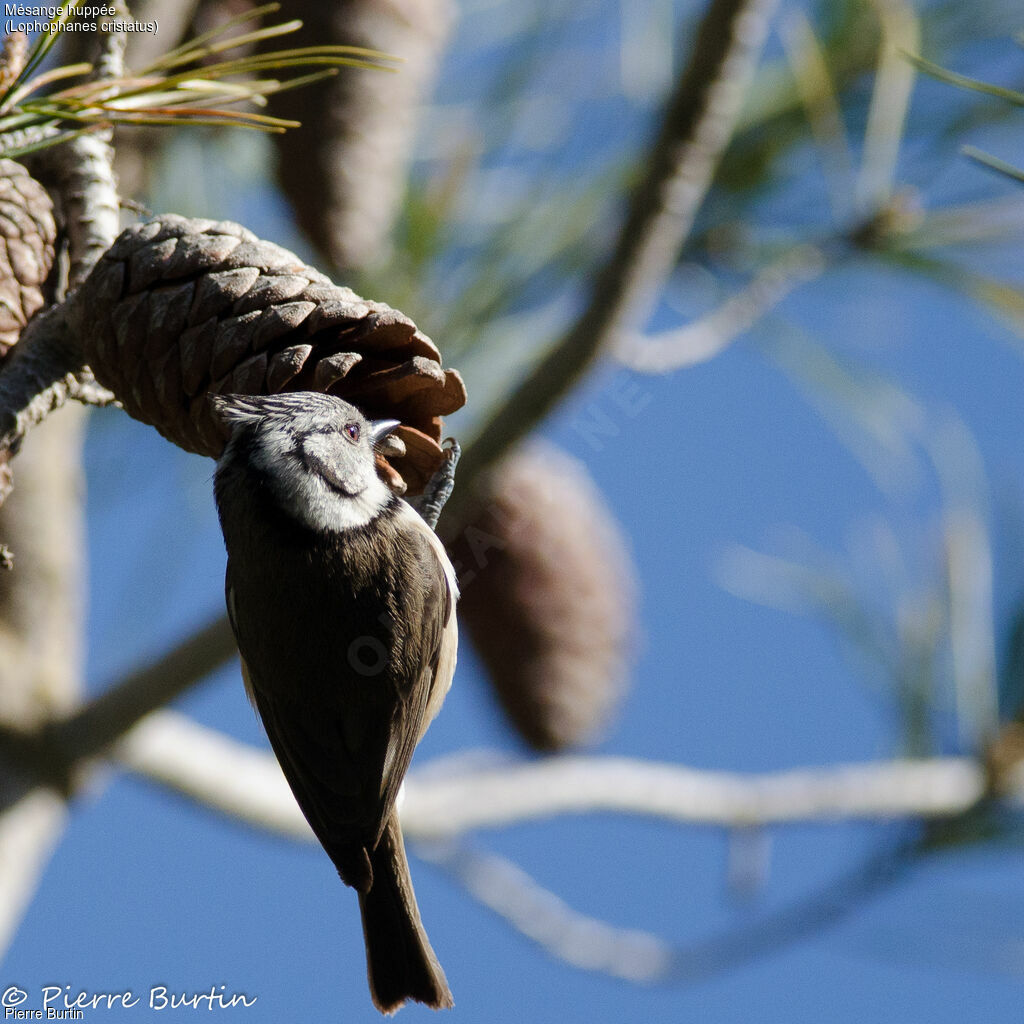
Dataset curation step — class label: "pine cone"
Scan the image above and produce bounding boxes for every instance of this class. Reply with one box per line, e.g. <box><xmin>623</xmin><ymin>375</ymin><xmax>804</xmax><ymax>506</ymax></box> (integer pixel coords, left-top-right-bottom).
<box><xmin>66</xmin><ymin>215</ymin><xmax>465</xmax><ymax>494</ymax></box>
<box><xmin>271</xmin><ymin>0</ymin><xmax>454</xmax><ymax>272</ymax></box>
<box><xmin>0</xmin><ymin>159</ymin><xmax>56</xmax><ymax>358</ymax></box>
<box><xmin>450</xmin><ymin>443</ymin><xmax>636</xmax><ymax>751</ymax></box>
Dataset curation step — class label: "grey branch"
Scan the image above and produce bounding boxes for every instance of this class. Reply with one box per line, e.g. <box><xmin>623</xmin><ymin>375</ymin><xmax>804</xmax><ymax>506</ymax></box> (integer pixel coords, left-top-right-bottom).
<box><xmin>51</xmin><ymin>11</ymin><xmax>124</xmax><ymax>292</ymax></box>
<box><xmin>420</xmin><ymin>835</ymin><xmax>912</xmax><ymax>986</ymax></box>
<box><xmin>448</xmin><ymin>0</ymin><xmax>779</xmax><ymax>521</ymax></box>
<box><xmin>113</xmin><ymin>711</ymin><xmax>1003</xmax><ymax>838</ymax></box>
<box><xmin>55</xmin><ymin>133</ymin><xmax>122</xmax><ymax>291</ymax></box>
<box><xmin>0</xmin><ymin>410</ymin><xmax>88</xmax><ymax>957</ymax></box>
<box><xmin>419</xmin><ymin>841</ymin><xmax>674</xmax><ymax>982</ymax></box>
<box><xmin>0</xmin><ymin>791</ymin><xmax>68</xmax><ymax>955</ymax></box>
<box><xmin>48</xmin><ymin>616</ymin><xmax>239</xmax><ymax>773</ymax></box>
<box><xmin>0</xmin><ymin>308</ymin><xmax>87</xmax><ymax>455</ymax></box>
<box><xmin>0</xmin><ymin>293</ymin><xmax>117</xmax><ymax>511</ymax></box>
<box><xmin>398</xmin><ymin>754</ymin><xmax>992</xmax><ymax>834</ymax></box>
<box><xmin>0</xmin><ymin>18</ymin><xmax>123</xmax><ymax>488</ymax></box>
<box><xmin>616</xmin><ymin>245</ymin><xmax>827</xmax><ymax>373</ymax></box>
<box><xmin>116</xmin><ymin>711</ymin><xmax>307</xmax><ymax>839</ymax></box>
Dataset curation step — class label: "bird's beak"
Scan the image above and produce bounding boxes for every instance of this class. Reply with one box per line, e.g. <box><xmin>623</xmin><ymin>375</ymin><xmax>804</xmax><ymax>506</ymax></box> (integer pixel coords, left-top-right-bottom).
<box><xmin>370</xmin><ymin>419</ymin><xmax>402</xmax><ymax>446</ymax></box>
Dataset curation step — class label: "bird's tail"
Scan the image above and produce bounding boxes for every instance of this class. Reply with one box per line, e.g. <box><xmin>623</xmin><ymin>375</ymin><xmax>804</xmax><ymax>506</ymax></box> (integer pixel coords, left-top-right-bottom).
<box><xmin>358</xmin><ymin>813</ymin><xmax>453</xmax><ymax>1015</ymax></box>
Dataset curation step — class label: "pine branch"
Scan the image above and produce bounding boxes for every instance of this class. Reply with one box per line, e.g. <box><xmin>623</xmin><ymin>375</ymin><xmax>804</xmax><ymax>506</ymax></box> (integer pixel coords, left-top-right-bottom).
<box><xmin>446</xmin><ymin>0</ymin><xmax>780</xmax><ymax>525</ymax></box>
<box><xmin>111</xmin><ymin>711</ymin><xmax>1006</xmax><ymax>838</ymax></box>
<box><xmin>48</xmin><ymin>616</ymin><xmax>238</xmax><ymax>772</ymax></box>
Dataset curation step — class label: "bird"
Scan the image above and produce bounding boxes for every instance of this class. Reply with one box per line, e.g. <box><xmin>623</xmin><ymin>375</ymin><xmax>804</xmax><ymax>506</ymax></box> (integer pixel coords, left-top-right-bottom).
<box><xmin>209</xmin><ymin>390</ymin><xmax>458</xmax><ymax>1014</ymax></box>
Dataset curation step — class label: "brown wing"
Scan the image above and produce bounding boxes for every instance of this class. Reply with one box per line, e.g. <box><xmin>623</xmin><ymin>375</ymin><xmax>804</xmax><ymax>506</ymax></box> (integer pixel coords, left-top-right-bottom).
<box><xmin>368</xmin><ymin>509</ymin><xmax>455</xmax><ymax>839</ymax></box>
<box><xmin>225</xmin><ymin>505</ymin><xmax>455</xmax><ymax>889</ymax></box>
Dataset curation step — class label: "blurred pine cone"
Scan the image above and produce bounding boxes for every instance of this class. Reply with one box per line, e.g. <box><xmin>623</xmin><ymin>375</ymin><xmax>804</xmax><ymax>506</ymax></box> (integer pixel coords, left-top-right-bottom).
<box><xmin>66</xmin><ymin>215</ymin><xmax>465</xmax><ymax>494</ymax></box>
<box><xmin>449</xmin><ymin>443</ymin><xmax>636</xmax><ymax>751</ymax></box>
<box><xmin>0</xmin><ymin>159</ymin><xmax>56</xmax><ymax>358</ymax></box>
<box><xmin>270</xmin><ymin>0</ymin><xmax>454</xmax><ymax>273</ymax></box>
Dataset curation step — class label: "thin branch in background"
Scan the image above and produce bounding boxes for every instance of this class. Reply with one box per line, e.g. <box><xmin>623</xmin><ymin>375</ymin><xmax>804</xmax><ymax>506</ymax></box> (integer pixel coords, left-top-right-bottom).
<box><xmin>112</xmin><ymin>711</ymin><xmax>998</xmax><ymax>838</ymax></box>
<box><xmin>422</xmin><ymin>832</ymin><xmax>917</xmax><ymax>986</ymax></box>
<box><xmin>49</xmin><ymin>615</ymin><xmax>238</xmax><ymax>772</ymax></box>
<box><xmin>418</xmin><ymin>840</ymin><xmax>675</xmax><ymax>982</ymax></box>
<box><xmin>401</xmin><ymin>754</ymin><xmax>991</xmax><ymax>835</ymax></box>
<box><xmin>116</xmin><ymin>710</ymin><xmax>307</xmax><ymax>840</ymax></box>
<box><xmin>615</xmin><ymin>245</ymin><xmax>826</xmax><ymax>372</ymax></box>
<box><xmin>448</xmin><ymin>0</ymin><xmax>780</xmax><ymax>522</ymax></box>
<box><xmin>0</xmin><ymin>790</ymin><xmax>67</xmax><ymax>955</ymax></box>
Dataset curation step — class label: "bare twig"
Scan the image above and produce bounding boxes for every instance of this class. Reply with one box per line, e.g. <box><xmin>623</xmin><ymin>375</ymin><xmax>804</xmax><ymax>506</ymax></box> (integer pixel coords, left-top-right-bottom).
<box><xmin>447</xmin><ymin>0</ymin><xmax>779</xmax><ymax>522</ymax></box>
<box><xmin>420</xmin><ymin>833</ymin><xmax>915</xmax><ymax>986</ymax></box>
<box><xmin>48</xmin><ymin>615</ymin><xmax>238</xmax><ymax>772</ymax></box>
<box><xmin>113</xmin><ymin>711</ymin><xmax>999</xmax><ymax>837</ymax></box>
<box><xmin>0</xmin><ymin>307</ymin><xmax>116</xmax><ymax>505</ymax></box>
<box><xmin>402</xmin><ymin>754</ymin><xmax>989</xmax><ymax>834</ymax></box>
<box><xmin>0</xmin><ymin>790</ymin><xmax>67</xmax><ymax>954</ymax></box>
<box><xmin>115</xmin><ymin>710</ymin><xmax>306</xmax><ymax>839</ymax></box>
<box><xmin>616</xmin><ymin>245</ymin><xmax>826</xmax><ymax>372</ymax></box>
<box><xmin>0</xmin><ymin>408</ymin><xmax>87</xmax><ymax>956</ymax></box>
<box><xmin>419</xmin><ymin>841</ymin><xmax>674</xmax><ymax>981</ymax></box>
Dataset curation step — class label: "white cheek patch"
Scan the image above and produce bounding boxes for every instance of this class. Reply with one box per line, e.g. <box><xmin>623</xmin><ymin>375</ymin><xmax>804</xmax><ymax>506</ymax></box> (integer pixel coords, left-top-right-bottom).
<box><xmin>306</xmin><ymin>472</ymin><xmax>391</xmax><ymax>532</ymax></box>
<box><xmin>249</xmin><ymin>425</ymin><xmax>391</xmax><ymax>533</ymax></box>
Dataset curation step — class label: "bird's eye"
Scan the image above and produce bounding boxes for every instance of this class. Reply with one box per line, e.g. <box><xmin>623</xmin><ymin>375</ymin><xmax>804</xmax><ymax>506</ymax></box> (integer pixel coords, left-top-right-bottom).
<box><xmin>344</xmin><ymin>422</ymin><xmax>360</xmax><ymax>443</ymax></box>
